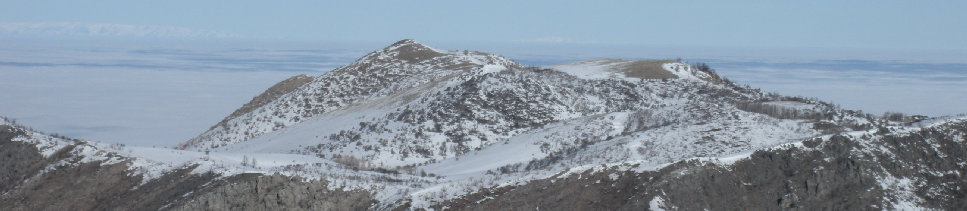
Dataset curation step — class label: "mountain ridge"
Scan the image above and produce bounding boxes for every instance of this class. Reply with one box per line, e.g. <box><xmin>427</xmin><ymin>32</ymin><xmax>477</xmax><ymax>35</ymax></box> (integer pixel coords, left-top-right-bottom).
<box><xmin>178</xmin><ymin>39</ymin><xmax>519</xmax><ymax>150</ymax></box>
<box><xmin>180</xmin><ymin>40</ymin><xmax>725</xmax><ymax>152</ymax></box>
<box><xmin>185</xmin><ymin>40</ymin><xmax>762</xmax><ymax>169</ymax></box>
<box><xmin>211</xmin><ymin>74</ymin><xmax>314</xmax><ymax>131</ymax></box>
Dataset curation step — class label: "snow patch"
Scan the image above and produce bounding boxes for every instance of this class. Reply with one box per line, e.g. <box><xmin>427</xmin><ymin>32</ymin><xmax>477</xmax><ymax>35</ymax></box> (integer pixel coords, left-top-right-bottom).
<box><xmin>549</xmin><ymin>59</ymin><xmax>631</xmax><ymax>80</ymax></box>
<box><xmin>479</xmin><ymin>64</ymin><xmax>506</xmax><ymax>75</ymax></box>
<box><xmin>878</xmin><ymin>175</ymin><xmax>924</xmax><ymax>210</ymax></box>
<box><xmin>649</xmin><ymin>195</ymin><xmax>674</xmax><ymax>210</ymax></box>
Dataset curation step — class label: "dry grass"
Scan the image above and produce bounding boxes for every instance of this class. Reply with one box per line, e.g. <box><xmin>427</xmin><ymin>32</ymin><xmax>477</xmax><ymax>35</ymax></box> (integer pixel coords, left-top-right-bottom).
<box><xmin>214</xmin><ymin>74</ymin><xmax>314</xmax><ymax>129</ymax></box>
<box><xmin>618</xmin><ymin>59</ymin><xmax>677</xmax><ymax>79</ymax></box>
<box><xmin>394</xmin><ymin>44</ymin><xmax>445</xmax><ymax>63</ymax></box>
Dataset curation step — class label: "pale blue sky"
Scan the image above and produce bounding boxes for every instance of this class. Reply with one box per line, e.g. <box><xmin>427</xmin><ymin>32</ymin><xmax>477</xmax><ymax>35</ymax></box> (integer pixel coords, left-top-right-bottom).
<box><xmin>2</xmin><ymin>1</ymin><xmax>965</xmax><ymax>51</ymax></box>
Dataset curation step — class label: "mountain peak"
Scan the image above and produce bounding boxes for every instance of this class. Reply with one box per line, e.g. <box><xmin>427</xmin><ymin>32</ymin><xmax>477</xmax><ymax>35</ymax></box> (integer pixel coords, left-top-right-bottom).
<box><xmin>376</xmin><ymin>39</ymin><xmax>446</xmax><ymax>63</ymax></box>
<box><xmin>388</xmin><ymin>39</ymin><xmax>420</xmax><ymax>47</ymax></box>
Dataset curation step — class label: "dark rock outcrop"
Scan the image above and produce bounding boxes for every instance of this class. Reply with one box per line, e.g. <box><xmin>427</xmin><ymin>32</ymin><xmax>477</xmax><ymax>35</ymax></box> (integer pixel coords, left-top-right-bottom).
<box><xmin>172</xmin><ymin>173</ymin><xmax>375</xmax><ymax>210</ymax></box>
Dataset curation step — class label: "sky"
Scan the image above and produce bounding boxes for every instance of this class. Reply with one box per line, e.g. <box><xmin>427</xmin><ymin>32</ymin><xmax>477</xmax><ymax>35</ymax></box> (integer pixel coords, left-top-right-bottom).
<box><xmin>1</xmin><ymin>1</ymin><xmax>966</xmax><ymax>51</ymax></box>
<box><xmin>1</xmin><ymin>1</ymin><xmax>965</xmax><ymax>147</ymax></box>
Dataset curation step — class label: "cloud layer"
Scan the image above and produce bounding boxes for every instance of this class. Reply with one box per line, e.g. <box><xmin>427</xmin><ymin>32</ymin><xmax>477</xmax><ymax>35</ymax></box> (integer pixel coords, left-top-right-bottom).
<box><xmin>0</xmin><ymin>22</ymin><xmax>240</xmax><ymax>38</ymax></box>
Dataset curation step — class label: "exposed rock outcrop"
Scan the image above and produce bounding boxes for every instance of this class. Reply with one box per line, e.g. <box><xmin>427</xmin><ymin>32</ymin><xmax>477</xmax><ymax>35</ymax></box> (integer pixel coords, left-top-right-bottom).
<box><xmin>173</xmin><ymin>174</ymin><xmax>374</xmax><ymax>210</ymax></box>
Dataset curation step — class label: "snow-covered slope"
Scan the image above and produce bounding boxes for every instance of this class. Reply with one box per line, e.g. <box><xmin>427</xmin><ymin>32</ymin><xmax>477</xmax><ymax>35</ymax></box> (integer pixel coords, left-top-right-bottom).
<box><xmin>433</xmin><ymin>114</ymin><xmax>967</xmax><ymax>210</ymax></box>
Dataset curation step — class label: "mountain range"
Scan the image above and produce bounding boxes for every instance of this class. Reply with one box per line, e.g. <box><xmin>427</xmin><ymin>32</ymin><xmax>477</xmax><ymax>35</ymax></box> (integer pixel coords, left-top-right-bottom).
<box><xmin>2</xmin><ymin>39</ymin><xmax>964</xmax><ymax>210</ymax></box>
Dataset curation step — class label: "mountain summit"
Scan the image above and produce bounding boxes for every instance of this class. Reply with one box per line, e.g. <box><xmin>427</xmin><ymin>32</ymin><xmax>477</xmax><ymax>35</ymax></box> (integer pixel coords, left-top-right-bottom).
<box><xmin>3</xmin><ymin>40</ymin><xmax>964</xmax><ymax>210</ymax></box>
<box><xmin>179</xmin><ymin>40</ymin><xmax>755</xmax><ymax>170</ymax></box>
<box><xmin>378</xmin><ymin>39</ymin><xmax>447</xmax><ymax>63</ymax></box>
<box><xmin>178</xmin><ymin>39</ymin><xmax>519</xmax><ymax>150</ymax></box>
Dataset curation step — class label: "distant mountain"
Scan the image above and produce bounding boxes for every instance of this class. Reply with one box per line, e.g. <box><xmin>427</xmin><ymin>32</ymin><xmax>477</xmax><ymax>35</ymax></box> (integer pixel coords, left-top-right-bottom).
<box><xmin>2</xmin><ymin>40</ymin><xmax>964</xmax><ymax>210</ymax></box>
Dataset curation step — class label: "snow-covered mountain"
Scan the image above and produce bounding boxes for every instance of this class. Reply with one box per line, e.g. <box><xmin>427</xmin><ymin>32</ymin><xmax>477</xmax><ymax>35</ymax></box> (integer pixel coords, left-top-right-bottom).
<box><xmin>180</xmin><ymin>40</ymin><xmax>857</xmax><ymax>170</ymax></box>
<box><xmin>2</xmin><ymin>40</ymin><xmax>964</xmax><ymax>210</ymax></box>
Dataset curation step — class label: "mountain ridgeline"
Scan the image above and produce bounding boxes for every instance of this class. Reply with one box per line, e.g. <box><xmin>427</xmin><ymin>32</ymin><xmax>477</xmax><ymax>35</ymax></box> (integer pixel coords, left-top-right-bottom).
<box><xmin>2</xmin><ymin>40</ymin><xmax>964</xmax><ymax>210</ymax></box>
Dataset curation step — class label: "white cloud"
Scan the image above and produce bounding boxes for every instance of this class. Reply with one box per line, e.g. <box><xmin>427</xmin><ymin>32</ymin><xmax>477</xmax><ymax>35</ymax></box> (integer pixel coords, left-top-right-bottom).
<box><xmin>0</xmin><ymin>22</ymin><xmax>241</xmax><ymax>39</ymax></box>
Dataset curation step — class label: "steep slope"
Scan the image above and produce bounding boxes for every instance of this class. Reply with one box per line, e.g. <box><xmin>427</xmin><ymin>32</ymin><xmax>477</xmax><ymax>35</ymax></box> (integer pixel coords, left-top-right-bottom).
<box><xmin>210</xmin><ymin>74</ymin><xmax>314</xmax><ymax>130</ymax></box>
<box><xmin>179</xmin><ymin>39</ymin><xmax>519</xmax><ymax>150</ymax></box>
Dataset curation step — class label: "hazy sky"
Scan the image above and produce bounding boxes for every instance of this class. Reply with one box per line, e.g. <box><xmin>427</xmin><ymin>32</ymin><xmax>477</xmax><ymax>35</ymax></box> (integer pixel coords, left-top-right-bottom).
<box><xmin>2</xmin><ymin>1</ymin><xmax>965</xmax><ymax>51</ymax></box>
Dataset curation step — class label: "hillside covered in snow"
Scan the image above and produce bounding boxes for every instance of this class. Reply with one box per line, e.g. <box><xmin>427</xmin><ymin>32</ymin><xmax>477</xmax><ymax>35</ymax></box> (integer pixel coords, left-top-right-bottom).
<box><xmin>2</xmin><ymin>40</ymin><xmax>964</xmax><ymax>210</ymax></box>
